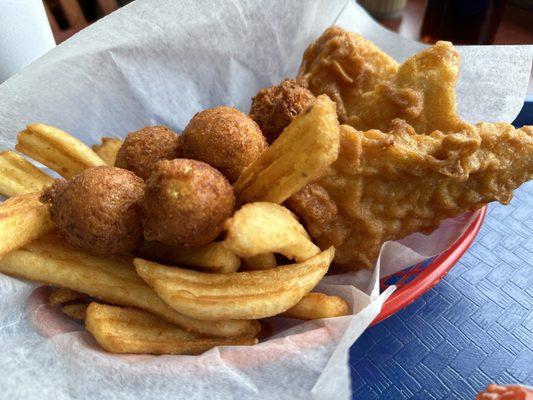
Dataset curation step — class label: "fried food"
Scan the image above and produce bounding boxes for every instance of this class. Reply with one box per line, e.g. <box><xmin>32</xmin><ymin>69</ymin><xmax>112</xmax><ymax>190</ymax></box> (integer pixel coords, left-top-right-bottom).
<box><xmin>243</xmin><ymin>253</ymin><xmax>276</xmax><ymax>270</ymax></box>
<box><xmin>0</xmin><ymin>151</ymin><xmax>54</xmax><ymax>197</ymax></box>
<box><xmin>49</xmin><ymin>287</ymin><xmax>87</xmax><ymax>306</ymax></box>
<box><xmin>62</xmin><ymin>303</ymin><xmax>88</xmax><ymax>320</ymax></box>
<box><xmin>298</xmin><ymin>27</ymin><xmax>467</xmax><ymax>135</ymax></box>
<box><xmin>115</xmin><ymin>126</ymin><xmax>180</xmax><ymax>180</ymax></box>
<box><xmin>139</xmin><ymin>240</ymin><xmax>240</xmax><ymax>273</ymax></box>
<box><xmin>142</xmin><ymin>159</ymin><xmax>235</xmax><ymax>248</ymax></box>
<box><xmin>249</xmin><ymin>79</ymin><xmax>315</xmax><ymax>144</ymax></box>
<box><xmin>289</xmin><ymin>122</ymin><xmax>533</xmax><ymax>269</ymax></box>
<box><xmin>40</xmin><ymin>166</ymin><xmax>144</xmax><ymax>254</ymax></box>
<box><xmin>86</xmin><ymin>303</ymin><xmax>258</xmax><ymax>355</ymax></box>
<box><xmin>2</xmin><ymin>27</ymin><xmax>529</xmax><ymax>358</ymax></box>
<box><xmin>179</xmin><ymin>107</ymin><xmax>267</xmax><ymax>182</ymax></box>
<box><xmin>285</xmin><ymin>182</ymin><xmax>340</xmax><ymax>243</ymax></box>
<box><xmin>134</xmin><ymin>247</ymin><xmax>334</xmax><ymax>320</ymax></box>
<box><xmin>0</xmin><ymin>193</ymin><xmax>53</xmax><ymax>257</ymax></box>
<box><xmin>224</xmin><ymin>202</ymin><xmax>319</xmax><ymax>262</ymax></box>
<box><xmin>341</xmin><ymin>41</ymin><xmax>468</xmax><ymax>134</ymax></box>
<box><xmin>92</xmin><ymin>137</ymin><xmax>122</xmax><ymax>166</ymax></box>
<box><xmin>292</xmin><ymin>26</ymin><xmax>533</xmax><ymax>269</ymax></box>
<box><xmin>297</xmin><ymin>26</ymin><xmax>398</xmax><ymax>124</ymax></box>
<box><xmin>0</xmin><ymin>234</ymin><xmax>260</xmax><ymax>337</ymax></box>
<box><xmin>281</xmin><ymin>292</ymin><xmax>349</xmax><ymax>319</ymax></box>
<box><xmin>234</xmin><ymin>95</ymin><xmax>340</xmax><ymax>204</ymax></box>
<box><xmin>16</xmin><ymin>124</ymin><xmax>105</xmax><ymax>179</ymax></box>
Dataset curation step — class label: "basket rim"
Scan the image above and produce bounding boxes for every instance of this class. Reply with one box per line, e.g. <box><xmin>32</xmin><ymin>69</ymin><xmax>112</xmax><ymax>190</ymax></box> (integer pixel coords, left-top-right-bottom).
<box><xmin>371</xmin><ymin>206</ymin><xmax>487</xmax><ymax>325</ymax></box>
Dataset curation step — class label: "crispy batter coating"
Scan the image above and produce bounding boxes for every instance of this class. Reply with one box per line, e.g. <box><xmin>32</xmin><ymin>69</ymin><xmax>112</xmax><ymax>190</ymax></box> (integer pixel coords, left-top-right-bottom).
<box><xmin>285</xmin><ymin>182</ymin><xmax>344</xmax><ymax>246</ymax></box>
<box><xmin>342</xmin><ymin>41</ymin><xmax>467</xmax><ymax>134</ymax></box>
<box><xmin>288</xmin><ymin>122</ymin><xmax>533</xmax><ymax>269</ymax></box>
<box><xmin>298</xmin><ymin>26</ymin><xmax>466</xmax><ymax>134</ymax></box>
<box><xmin>142</xmin><ymin>159</ymin><xmax>235</xmax><ymax>248</ymax></box>
<box><xmin>40</xmin><ymin>166</ymin><xmax>144</xmax><ymax>254</ymax></box>
<box><xmin>292</xmin><ymin>26</ymin><xmax>533</xmax><ymax>269</ymax></box>
<box><xmin>249</xmin><ymin>79</ymin><xmax>315</xmax><ymax>144</ymax></box>
<box><xmin>179</xmin><ymin>107</ymin><xmax>267</xmax><ymax>182</ymax></box>
<box><xmin>115</xmin><ymin>126</ymin><xmax>180</xmax><ymax>180</ymax></box>
<box><xmin>297</xmin><ymin>26</ymin><xmax>398</xmax><ymax>124</ymax></box>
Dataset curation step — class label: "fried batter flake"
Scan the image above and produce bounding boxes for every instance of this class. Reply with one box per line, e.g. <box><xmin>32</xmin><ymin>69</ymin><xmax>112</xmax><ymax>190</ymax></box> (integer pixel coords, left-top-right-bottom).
<box><xmin>298</xmin><ymin>27</ymin><xmax>467</xmax><ymax>134</ymax></box>
<box><xmin>297</xmin><ymin>26</ymin><xmax>398</xmax><ymax>124</ymax></box>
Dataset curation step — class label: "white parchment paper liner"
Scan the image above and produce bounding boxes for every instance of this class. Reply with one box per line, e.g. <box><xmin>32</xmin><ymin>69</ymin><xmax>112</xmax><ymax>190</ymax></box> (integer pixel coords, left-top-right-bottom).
<box><xmin>0</xmin><ymin>1</ymin><xmax>531</xmax><ymax>399</ymax></box>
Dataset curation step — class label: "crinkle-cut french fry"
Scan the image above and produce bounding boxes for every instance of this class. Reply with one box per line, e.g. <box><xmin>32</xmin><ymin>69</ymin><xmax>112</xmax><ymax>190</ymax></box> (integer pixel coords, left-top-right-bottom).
<box><xmin>62</xmin><ymin>303</ymin><xmax>88</xmax><ymax>320</ymax></box>
<box><xmin>91</xmin><ymin>137</ymin><xmax>122</xmax><ymax>166</ymax></box>
<box><xmin>243</xmin><ymin>253</ymin><xmax>276</xmax><ymax>270</ymax></box>
<box><xmin>224</xmin><ymin>202</ymin><xmax>320</xmax><ymax>262</ymax></box>
<box><xmin>134</xmin><ymin>247</ymin><xmax>334</xmax><ymax>320</ymax></box>
<box><xmin>0</xmin><ymin>151</ymin><xmax>54</xmax><ymax>197</ymax></box>
<box><xmin>234</xmin><ymin>95</ymin><xmax>340</xmax><ymax>204</ymax></box>
<box><xmin>0</xmin><ymin>193</ymin><xmax>53</xmax><ymax>257</ymax></box>
<box><xmin>280</xmin><ymin>292</ymin><xmax>350</xmax><ymax>320</ymax></box>
<box><xmin>16</xmin><ymin>123</ymin><xmax>106</xmax><ymax>179</ymax></box>
<box><xmin>49</xmin><ymin>287</ymin><xmax>88</xmax><ymax>306</ymax></box>
<box><xmin>86</xmin><ymin>303</ymin><xmax>258</xmax><ymax>355</ymax></box>
<box><xmin>139</xmin><ymin>241</ymin><xmax>240</xmax><ymax>273</ymax></box>
<box><xmin>0</xmin><ymin>234</ymin><xmax>259</xmax><ymax>338</ymax></box>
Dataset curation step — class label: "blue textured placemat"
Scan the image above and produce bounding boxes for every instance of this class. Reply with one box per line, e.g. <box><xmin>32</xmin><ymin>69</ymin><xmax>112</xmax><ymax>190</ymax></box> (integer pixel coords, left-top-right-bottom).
<box><xmin>348</xmin><ymin>103</ymin><xmax>533</xmax><ymax>399</ymax></box>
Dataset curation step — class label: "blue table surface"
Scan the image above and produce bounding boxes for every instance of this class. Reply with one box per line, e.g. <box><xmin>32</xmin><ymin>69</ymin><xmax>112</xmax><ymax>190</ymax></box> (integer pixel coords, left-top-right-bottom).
<box><xmin>348</xmin><ymin>101</ymin><xmax>533</xmax><ymax>399</ymax></box>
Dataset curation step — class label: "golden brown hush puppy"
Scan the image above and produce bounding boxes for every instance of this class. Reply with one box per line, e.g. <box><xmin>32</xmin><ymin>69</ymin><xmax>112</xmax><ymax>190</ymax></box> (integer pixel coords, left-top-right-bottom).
<box><xmin>40</xmin><ymin>166</ymin><xmax>144</xmax><ymax>254</ymax></box>
<box><xmin>249</xmin><ymin>79</ymin><xmax>316</xmax><ymax>144</ymax></box>
<box><xmin>179</xmin><ymin>107</ymin><xmax>267</xmax><ymax>182</ymax></box>
<box><xmin>142</xmin><ymin>159</ymin><xmax>235</xmax><ymax>248</ymax></box>
<box><xmin>115</xmin><ymin>125</ymin><xmax>180</xmax><ymax>180</ymax></box>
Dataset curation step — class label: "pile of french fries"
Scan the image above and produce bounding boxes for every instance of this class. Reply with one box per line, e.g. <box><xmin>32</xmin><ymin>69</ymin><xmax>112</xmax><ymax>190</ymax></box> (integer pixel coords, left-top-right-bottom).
<box><xmin>0</xmin><ymin>95</ymin><xmax>350</xmax><ymax>355</ymax></box>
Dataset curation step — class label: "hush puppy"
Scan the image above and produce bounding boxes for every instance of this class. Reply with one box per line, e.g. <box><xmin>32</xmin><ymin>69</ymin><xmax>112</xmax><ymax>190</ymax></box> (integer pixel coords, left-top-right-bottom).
<box><xmin>249</xmin><ymin>79</ymin><xmax>315</xmax><ymax>144</ymax></box>
<box><xmin>40</xmin><ymin>166</ymin><xmax>144</xmax><ymax>254</ymax></box>
<box><xmin>115</xmin><ymin>125</ymin><xmax>180</xmax><ymax>180</ymax></box>
<box><xmin>179</xmin><ymin>107</ymin><xmax>267</xmax><ymax>182</ymax></box>
<box><xmin>142</xmin><ymin>159</ymin><xmax>235</xmax><ymax>248</ymax></box>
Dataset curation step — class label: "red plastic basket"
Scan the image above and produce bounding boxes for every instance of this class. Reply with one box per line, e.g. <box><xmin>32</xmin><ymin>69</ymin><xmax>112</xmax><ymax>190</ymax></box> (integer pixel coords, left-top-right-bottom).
<box><xmin>372</xmin><ymin>206</ymin><xmax>487</xmax><ymax>325</ymax></box>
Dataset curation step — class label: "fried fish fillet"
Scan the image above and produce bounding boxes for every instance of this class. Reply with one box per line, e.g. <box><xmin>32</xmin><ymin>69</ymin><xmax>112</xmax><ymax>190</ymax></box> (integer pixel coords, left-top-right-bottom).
<box><xmin>287</xmin><ymin>122</ymin><xmax>533</xmax><ymax>269</ymax></box>
<box><xmin>298</xmin><ymin>27</ymin><xmax>466</xmax><ymax>134</ymax></box>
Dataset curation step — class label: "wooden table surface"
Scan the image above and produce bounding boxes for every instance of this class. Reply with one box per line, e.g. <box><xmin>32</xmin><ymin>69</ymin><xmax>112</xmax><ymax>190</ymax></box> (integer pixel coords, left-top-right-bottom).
<box><xmin>373</xmin><ymin>0</ymin><xmax>533</xmax><ymax>93</ymax></box>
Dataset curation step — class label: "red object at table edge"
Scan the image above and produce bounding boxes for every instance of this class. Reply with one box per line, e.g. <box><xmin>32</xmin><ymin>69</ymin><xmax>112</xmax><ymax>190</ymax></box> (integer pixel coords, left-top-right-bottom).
<box><xmin>372</xmin><ymin>206</ymin><xmax>487</xmax><ymax>325</ymax></box>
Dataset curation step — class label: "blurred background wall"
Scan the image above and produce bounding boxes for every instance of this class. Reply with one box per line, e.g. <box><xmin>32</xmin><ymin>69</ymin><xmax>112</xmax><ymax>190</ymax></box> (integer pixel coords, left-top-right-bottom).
<box><xmin>44</xmin><ymin>0</ymin><xmax>532</xmax><ymax>45</ymax></box>
<box><xmin>44</xmin><ymin>0</ymin><xmax>133</xmax><ymax>43</ymax></box>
